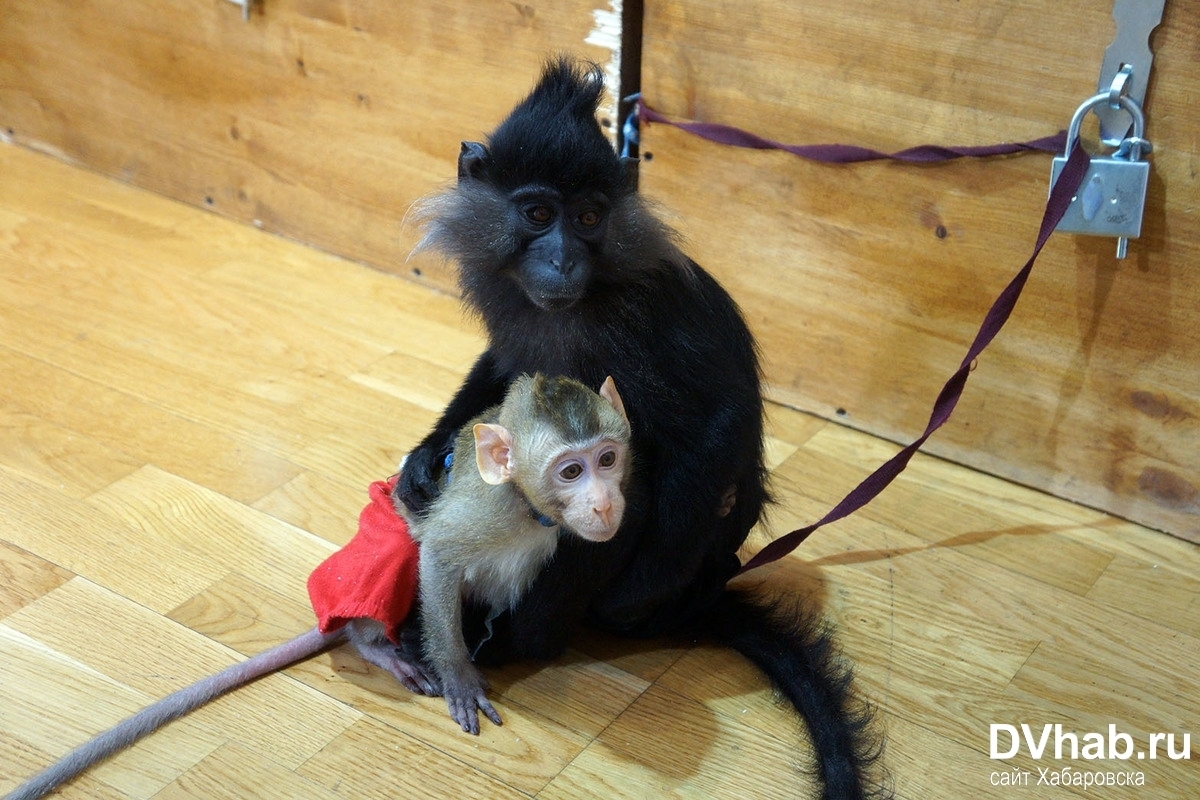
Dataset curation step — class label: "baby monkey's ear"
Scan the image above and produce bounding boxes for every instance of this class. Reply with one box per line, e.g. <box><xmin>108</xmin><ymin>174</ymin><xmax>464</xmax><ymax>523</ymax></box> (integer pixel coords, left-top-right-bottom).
<box><xmin>473</xmin><ymin>423</ymin><xmax>515</xmax><ymax>485</ymax></box>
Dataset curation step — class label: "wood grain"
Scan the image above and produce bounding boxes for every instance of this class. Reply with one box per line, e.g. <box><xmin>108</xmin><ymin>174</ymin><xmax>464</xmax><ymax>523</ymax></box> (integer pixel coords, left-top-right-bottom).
<box><xmin>0</xmin><ymin>0</ymin><xmax>615</xmax><ymax>295</ymax></box>
<box><xmin>639</xmin><ymin>0</ymin><xmax>1200</xmax><ymax>543</ymax></box>
<box><xmin>1</xmin><ymin>143</ymin><xmax>1197</xmax><ymax>799</ymax></box>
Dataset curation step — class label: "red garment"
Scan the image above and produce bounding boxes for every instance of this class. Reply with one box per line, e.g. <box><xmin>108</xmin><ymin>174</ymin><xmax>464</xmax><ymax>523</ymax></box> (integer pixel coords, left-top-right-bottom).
<box><xmin>307</xmin><ymin>476</ymin><xmax>419</xmax><ymax>644</ymax></box>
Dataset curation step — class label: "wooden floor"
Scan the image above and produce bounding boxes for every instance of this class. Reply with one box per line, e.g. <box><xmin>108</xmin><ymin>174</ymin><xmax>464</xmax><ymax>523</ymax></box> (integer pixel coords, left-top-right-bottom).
<box><xmin>0</xmin><ymin>142</ymin><xmax>1196</xmax><ymax>800</ymax></box>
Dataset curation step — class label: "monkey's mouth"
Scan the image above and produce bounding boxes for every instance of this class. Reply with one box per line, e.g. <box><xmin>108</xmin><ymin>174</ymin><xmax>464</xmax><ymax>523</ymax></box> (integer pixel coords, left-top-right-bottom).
<box><xmin>576</xmin><ymin>525</ymin><xmax>620</xmax><ymax>543</ymax></box>
<box><xmin>531</xmin><ymin>294</ymin><xmax>581</xmax><ymax>312</ymax></box>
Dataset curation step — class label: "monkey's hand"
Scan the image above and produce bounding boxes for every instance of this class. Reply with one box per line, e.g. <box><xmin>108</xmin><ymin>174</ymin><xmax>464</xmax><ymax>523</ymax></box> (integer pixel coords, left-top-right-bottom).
<box><xmin>443</xmin><ymin>669</ymin><xmax>503</xmax><ymax>735</ymax></box>
<box><xmin>396</xmin><ymin>441</ymin><xmax>453</xmax><ymax>515</ymax></box>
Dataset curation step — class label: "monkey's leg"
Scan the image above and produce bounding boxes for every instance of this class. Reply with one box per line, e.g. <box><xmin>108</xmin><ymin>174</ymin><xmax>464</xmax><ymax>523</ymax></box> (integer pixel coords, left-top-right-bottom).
<box><xmin>348</xmin><ymin>632</ymin><xmax>442</xmax><ymax>697</ymax></box>
<box><xmin>344</xmin><ymin>617</ymin><xmax>441</xmax><ymax>696</ymax></box>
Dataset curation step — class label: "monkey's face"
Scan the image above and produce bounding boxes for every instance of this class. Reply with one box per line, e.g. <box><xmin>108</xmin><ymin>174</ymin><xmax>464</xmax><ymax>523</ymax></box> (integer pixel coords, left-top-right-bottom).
<box><xmin>507</xmin><ymin>187</ymin><xmax>610</xmax><ymax>311</ymax></box>
<box><xmin>548</xmin><ymin>437</ymin><xmax>628</xmax><ymax>542</ymax></box>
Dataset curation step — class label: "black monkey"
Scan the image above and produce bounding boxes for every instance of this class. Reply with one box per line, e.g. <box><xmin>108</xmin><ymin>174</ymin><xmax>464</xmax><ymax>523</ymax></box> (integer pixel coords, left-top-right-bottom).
<box><xmin>399</xmin><ymin>59</ymin><xmax>885</xmax><ymax>800</ymax></box>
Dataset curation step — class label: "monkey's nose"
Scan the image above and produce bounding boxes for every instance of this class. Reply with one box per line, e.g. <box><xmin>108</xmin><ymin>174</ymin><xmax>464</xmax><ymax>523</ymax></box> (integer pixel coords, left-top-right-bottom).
<box><xmin>549</xmin><ymin>257</ymin><xmax>577</xmax><ymax>275</ymax></box>
<box><xmin>592</xmin><ymin>498</ymin><xmax>613</xmax><ymax>526</ymax></box>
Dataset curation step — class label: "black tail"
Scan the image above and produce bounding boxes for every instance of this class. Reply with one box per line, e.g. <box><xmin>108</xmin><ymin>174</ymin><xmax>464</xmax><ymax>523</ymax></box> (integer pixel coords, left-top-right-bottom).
<box><xmin>707</xmin><ymin>591</ymin><xmax>889</xmax><ymax>800</ymax></box>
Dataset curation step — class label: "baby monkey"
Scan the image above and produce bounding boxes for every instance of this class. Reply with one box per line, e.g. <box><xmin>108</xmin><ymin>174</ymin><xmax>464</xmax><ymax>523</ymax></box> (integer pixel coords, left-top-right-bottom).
<box><xmin>5</xmin><ymin>374</ymin><xmax>629</xmax><ymax>800</ymax></box>
<box><xmin>351</xmin><ymin>372</ymin><xmax>631</xmax><ymax>733</ymax></box>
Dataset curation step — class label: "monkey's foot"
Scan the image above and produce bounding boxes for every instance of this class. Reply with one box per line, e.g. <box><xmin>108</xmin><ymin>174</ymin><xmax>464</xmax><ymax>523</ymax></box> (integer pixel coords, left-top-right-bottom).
<box><xmin>353</xmin><ymin>639</ymin><xmax>442</xmax><ymax>696</ymax></box>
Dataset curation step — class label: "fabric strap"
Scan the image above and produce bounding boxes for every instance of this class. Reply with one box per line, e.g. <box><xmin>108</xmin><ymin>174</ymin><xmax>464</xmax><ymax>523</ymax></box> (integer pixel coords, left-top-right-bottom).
<box><xmin>636</xmin><ymin>100</ymin><xmax>1067</xmax><ymax>163</ymax></box>
<box><xmin>736</xmin><ymin>138</ymin><xmax>1092</xmax><ymax>574</ymax></box>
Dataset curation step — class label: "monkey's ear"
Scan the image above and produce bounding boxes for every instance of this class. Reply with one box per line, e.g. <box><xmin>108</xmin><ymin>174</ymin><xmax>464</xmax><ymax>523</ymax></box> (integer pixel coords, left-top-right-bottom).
<box><xmin>458</xmin><ymin>142</ymin><xmax>489</xmax><ymax>181</ymax></box>
<box><xmin>473</xmin><ymin>423</ymin><xmax>515</xmax><ymax>485</ymax></box>
<box><xmin>598</xmin><ymin>376</ymin><xmax>628</xmax><ymax>423</ymax></box>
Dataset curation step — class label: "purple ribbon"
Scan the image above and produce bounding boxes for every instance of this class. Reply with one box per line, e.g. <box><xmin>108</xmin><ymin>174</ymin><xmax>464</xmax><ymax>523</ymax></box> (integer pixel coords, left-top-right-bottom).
<box><xmin>734</xmin><ymin>138</ymin><xmax>1091</xmax><ymax>574</ymax></box>
<box><xmin>637</xmin><ymin>101</ymin><xmax>1067</xmax><ymax>163</ymax></box>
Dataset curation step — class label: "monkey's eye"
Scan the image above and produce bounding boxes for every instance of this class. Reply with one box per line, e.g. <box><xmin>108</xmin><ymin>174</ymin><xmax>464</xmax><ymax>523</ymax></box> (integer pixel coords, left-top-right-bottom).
<box><xmin>597</xmin><ymin>450</ymin><xmax>617</xmax><ymax>468</ymax></box>
<box><xmin>525</xmin><ymin>205</ymin><xmax>553</xmax><ymax>225</ymax></box>
<box><xmin>558</xmin><ymin>462</ymin><xmax>584</xmax><ymax>481</ymax></box>
<box><xmin>577</xmin><ymin>209</ymin><xmax>601</xmax><ymax>228</ymax></box>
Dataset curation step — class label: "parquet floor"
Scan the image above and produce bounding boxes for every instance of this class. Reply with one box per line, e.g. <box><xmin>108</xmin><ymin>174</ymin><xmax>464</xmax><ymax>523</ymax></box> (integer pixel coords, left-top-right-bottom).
<box><xmin>1</xmin><ymin>143</ymin><xmax>1196</xmax><ymax>799</ymax></box>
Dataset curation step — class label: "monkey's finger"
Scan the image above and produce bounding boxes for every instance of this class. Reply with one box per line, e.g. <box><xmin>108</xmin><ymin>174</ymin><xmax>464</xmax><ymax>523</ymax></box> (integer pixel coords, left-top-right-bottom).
<box><xmin>448</xmin><ymin>697</ymin><xmax>481</xmax><ymax>735</ymax></box>
<box><xmin>405</xmin><ymin>666</ymin><xmax>442</xmax><ymax>696</ymax></box>
<box><xmin>374</xmin><ymin>658</ymin><xmax>440</xmax><ymax>696</ymax></box>
<box><xmin>401</xmin><ymin>675</ymin><xmax>437</xmax><ymax>696</ymax></box>
<box><xmin>477</xmin><ymin>696</ymin><xmax>503</xmax><ymax>727</ymax></box>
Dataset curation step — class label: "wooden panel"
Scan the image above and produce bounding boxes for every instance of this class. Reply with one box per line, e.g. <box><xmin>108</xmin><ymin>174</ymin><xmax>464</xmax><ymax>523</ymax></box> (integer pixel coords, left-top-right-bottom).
<box><xmin>640</xmin><ymin>1</ymin><xmax>1199</xmax><ymax>542</ymax></box>
<box><xmin>0</xmin><ymin>0</ymin><xmax>614</xmax><ymax>294</ymax></box>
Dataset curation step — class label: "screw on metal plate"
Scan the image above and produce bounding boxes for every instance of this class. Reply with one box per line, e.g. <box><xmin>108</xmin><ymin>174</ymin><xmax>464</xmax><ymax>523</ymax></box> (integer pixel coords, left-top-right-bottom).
<box><xmin>1094</xmin><ymin>0</ymin><xmax>1166</xmax><ymax>146</ymax></box>
<box><xmin>1050</xmin><ymin>93</ymin><xmax>1151</xmax><ymax>259</ymax></box>
<box><xmin>226</xmin><ymin>0</ymin><xmax>254</xmax><ymax>21</ymax></box>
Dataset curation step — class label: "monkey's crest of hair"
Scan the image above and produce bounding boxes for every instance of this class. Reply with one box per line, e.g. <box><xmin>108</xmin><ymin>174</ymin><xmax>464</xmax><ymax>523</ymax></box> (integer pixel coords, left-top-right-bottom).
<box><xmin>500</xmin><ymin>374</ymin><xmax>629</xmax><ymax>450</ymax></box>
<box><xmin>482</xmin><ymin>58</ymin><xmax>626</xmax><ymax>197</ymax></box>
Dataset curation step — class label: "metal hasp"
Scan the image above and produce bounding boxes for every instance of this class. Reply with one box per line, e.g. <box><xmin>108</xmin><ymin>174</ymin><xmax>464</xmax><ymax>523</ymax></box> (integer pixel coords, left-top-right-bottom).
<box><xmin>1049</xmin><ymin>0</ymin><xmax>1165</xmax><ymax>258</ymax></box>
<box><xmin>1095</xmin><ymin>0</ymin><xmax>1166</xmax><ymax>146</ymax></box>
<box><xmin>1050</xmin><ymin>93</ymin><xmax>1150</xmax><ymax>259</ymax></box>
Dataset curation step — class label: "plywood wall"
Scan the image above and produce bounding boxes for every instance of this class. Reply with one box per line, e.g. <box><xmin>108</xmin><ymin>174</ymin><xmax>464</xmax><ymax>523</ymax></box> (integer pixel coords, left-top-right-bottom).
<box><xmin>1</xmin><ymin>0</ymin><xmax>1196</xmax><ymax>543</ymax></box>
<box><xmin>0</xmin><ymin>0</ymin><xmax>614</xmax><ymax>292</ymax></box>
<box><xmin>638</xmin><ymin>1</ymin><xmax>1199</xmax><ymax>542</ymax></box>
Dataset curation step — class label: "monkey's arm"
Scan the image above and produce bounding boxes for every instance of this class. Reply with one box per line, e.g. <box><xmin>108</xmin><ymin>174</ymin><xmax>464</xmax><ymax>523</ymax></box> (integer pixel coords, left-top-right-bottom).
<box><xmin>418</xmin><ymin>550</ymin><xmax>503</xmax><ymax>735</ymax></box>
<box><xmin>397</xmin><ymin>351</ymin><xmax>508</xmax><ymax>514</ymax></box>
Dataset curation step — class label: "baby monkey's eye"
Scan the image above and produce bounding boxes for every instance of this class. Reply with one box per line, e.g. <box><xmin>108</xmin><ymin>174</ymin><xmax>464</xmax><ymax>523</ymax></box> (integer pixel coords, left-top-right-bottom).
<box><xmin>559</xmin><ymin>463</ymin><xmax>583</xmax><ymax>480</ymax></box>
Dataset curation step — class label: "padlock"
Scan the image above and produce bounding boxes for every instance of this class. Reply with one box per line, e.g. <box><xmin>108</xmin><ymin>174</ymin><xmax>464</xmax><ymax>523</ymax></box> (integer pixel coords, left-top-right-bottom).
<box><xmin>1050</xmin><ymin>92</ymin><xmax>1150</xmax><ymax>253</ymax></box>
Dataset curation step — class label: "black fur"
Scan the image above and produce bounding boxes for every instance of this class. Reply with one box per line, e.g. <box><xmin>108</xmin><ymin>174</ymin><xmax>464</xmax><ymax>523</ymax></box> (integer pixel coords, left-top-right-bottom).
<box><xmin>471</xmin><ymin>60</ymin><xmax>629</xmax><ymax>197</ymax></box>
<box><xmin>707</xmin><ymin>593</ymin><xmax>889</xmax><ymax>800</ymax></box>
<box><xmin>400</xmin><ymin>57</ymin><xmax>887</xmax><ymax>799</ymax></box>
